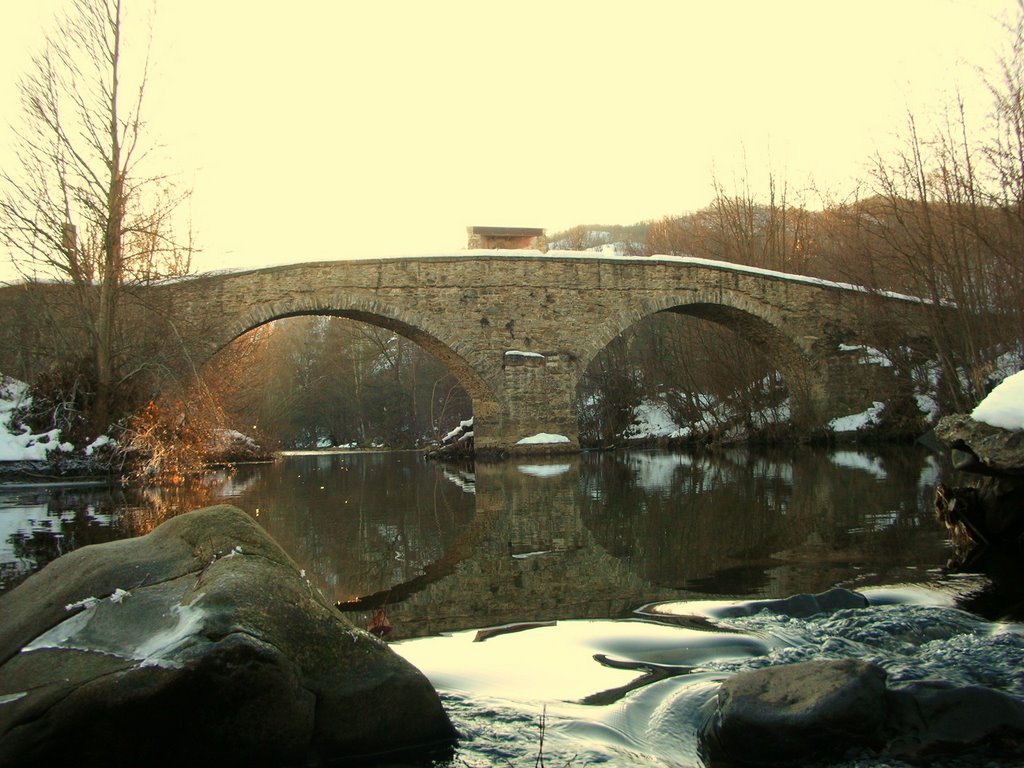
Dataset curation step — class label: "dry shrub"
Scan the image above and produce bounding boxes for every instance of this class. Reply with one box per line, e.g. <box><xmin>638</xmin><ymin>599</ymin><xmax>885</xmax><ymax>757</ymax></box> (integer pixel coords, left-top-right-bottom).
<box><xmin>122</xmin><ymin>399</ymin><xmax>212</xmax><ymax>484</ymax></box>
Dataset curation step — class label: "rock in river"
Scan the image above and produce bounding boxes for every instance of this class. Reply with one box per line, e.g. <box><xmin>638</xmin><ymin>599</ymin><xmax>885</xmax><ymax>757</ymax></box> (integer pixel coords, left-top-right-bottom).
<box><xmin>708</xmin><ymin>587</ymin><xmax>868</xmax><ymax>620</ymax></box>
<box><xmin>0</xmin><ymin>504</ymin><xmax>456</xmax><ymax>767</ymax></box>
<box><xmin>700</xmin><ymin>658</ymin><xmax>889</xmax><ymax>765</ymax></box>
<box><xmin>700</xmin><ymin>658</ymin><xmax>1024</xmax><ymax>766</ymax></box>
<box><xmin>932</xmin><ymin>414</ymin><xmax>1024</xmax><ymax>554</ymax></box>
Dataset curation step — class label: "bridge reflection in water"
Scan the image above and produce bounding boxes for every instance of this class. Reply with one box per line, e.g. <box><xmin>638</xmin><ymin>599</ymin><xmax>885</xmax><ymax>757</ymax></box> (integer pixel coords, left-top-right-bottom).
<box><xmin>0</xmin><ymin>448</ymin><xmax>952</xmax><ymax>637</ymax></box>
<box><xmin>231</xmin><ymin>448</ymin><xmax>950</xmax><ymax>640</ymax></box>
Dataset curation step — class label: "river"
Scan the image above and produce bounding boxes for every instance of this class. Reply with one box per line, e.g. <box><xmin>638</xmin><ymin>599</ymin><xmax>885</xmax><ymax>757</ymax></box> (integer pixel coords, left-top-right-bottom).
<box><xmin>2</xmin><ymin>446</ymin><xmax>1022</xmax><ymax>766</ymax></box>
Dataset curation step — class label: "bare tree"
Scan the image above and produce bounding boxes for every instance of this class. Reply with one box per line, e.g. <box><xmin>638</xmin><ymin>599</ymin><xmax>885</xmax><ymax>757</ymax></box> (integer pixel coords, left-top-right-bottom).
<box><xmin>560</xmin><ymin>225</ymin><xmax>598</xmax><ymax>251</ymax></box>
<box><xmin>859</xmin><ymin>105</ymin><xmax>1010</xmax><ymax>410</ymax></box>
<box><xmin>643</xmin><ymin>215</ymin><xmax>691</xmax><ymax>256</ymax></box>
<box><xmin>982</xmin><ymin>1</ymin><xmax>1024</xmax><ymax>352</ymax></box>
<box><xmin>0</xmin><ymin>0</ymin><xmax>191</xmax><ymax>435</ymax></box>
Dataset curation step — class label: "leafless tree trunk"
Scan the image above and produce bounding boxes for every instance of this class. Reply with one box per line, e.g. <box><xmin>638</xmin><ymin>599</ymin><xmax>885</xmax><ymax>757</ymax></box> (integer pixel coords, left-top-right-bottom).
<box><xmin>0</xmin><ymin>0</ymin><xmax>192</xmax><ymax>437</ymax></box>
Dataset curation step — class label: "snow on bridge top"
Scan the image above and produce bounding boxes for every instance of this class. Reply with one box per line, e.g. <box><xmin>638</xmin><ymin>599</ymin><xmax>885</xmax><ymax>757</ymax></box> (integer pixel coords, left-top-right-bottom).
<box><xmin>174</xmin><ymin>250</ymin><xmax>930</xmax><ymax>306</ymax></box>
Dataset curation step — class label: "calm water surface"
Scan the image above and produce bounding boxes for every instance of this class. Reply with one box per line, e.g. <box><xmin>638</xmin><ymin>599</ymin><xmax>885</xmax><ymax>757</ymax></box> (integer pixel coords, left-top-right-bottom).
<box><xmin>2</xmin><ymin>446</ymin><xmax>1022</xmax><ymax>767</ymax></box>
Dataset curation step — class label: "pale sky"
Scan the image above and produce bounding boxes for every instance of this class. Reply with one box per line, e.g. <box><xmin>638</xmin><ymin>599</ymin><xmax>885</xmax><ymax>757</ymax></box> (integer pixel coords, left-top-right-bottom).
<box><xmin>0</xmin><ymin>1</ymin><xmax>1016</xmax><ymax>280</ymax></box>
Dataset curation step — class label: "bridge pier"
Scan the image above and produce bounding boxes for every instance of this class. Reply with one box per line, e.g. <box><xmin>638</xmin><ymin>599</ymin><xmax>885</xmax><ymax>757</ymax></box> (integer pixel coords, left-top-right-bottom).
<box><xmin>473</xmin><ymin>351</ymin><xmax>581</xmax><ymax>454</ymax></box>
<box><xmin>778</xmin><ymin>345</ymin><xmax>925</xmax><ymax>435</ymax></box>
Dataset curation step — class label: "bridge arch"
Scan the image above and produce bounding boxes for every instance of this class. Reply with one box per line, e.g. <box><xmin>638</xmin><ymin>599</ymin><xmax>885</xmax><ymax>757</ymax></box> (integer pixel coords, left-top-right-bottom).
<box><xmin>207</xmin><ymin>294</ymin><xmax>501</xmax><ymax>436</ymax></box>
<box><xmin>578</xmin><ymin>289</ymin><xmax>827</xmax><ymax>430</ymax></box>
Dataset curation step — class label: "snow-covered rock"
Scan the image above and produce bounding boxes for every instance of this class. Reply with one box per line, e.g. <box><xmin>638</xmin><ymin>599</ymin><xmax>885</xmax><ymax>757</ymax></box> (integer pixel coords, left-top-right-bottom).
<box><xmin>932</xmin><ymin>370</ymin><xmax>1024</xmax><ymax>554</ymax></box>
<box><xmin>971</xmin><ymin>369</ymin><xmax>1024</xmax><ymax>431</ymax></box>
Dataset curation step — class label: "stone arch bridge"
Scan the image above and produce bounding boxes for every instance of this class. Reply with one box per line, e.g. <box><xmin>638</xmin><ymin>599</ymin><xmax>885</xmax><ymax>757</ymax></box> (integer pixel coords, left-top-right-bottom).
<box><xmin>0</xmin><ymin>253</ymin><xmax>938</xmax><ymax>452</ymax></box>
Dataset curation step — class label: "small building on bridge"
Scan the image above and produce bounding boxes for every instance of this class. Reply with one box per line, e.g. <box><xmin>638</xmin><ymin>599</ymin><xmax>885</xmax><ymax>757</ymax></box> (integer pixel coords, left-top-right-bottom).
<box><xmin>467</xmin><ymin>226</ymin><xmax>547</xmax><ymax>252</ymax></box>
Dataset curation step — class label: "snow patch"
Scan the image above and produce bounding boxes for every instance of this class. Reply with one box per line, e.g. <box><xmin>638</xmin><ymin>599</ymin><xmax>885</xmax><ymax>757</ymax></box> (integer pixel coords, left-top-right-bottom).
<box><xmin>505</xmin><ymin>350</ymin><xmax>544</xmax><ymax>359</ymax></box>
<box><xmin>971</xmin><ymin>370</ymin><xmax>1024</xmax><ymax>431</ymax></box>
<box><xmin>23</xmin><ymin>593</ymin><xmax>208</xmax><ymax>670</ymax></box>
<box><xmin>84</xmin><ymin>435</ymin><xmax>113</xmax><ymax>455</ymax></box>
<box><xmin>65</xmin><ymin>596</ymin><xmax>101</xmax><ymax>612</ymax></box>
<box><xmin>134</xmin><ymin>600</ymin><xmax>207</xmax><ymax>668</ymax></box>
<box><xmin>829</xmin><ymin>402</ymin><xmax>885</xmax><ymax>433</ymax></box>
<box><xmin>622</xmin><ymin>399</ymin><xmax>689</xmax><ymax>441</ymax></box>
<box><xmin>511</xmin><ymin>550</ymin><xmax>550</xmax><ymax>560</ymax></box>
<box><xmin>915</xmin><ymin>391</ymin><xmax>940</xmax><ymax>422</ymax></box>
<box><xmin>838</xmin><ymin>343</ymin><xmax>892</xmax><ymax>367</ymax></box>
<box><xmin>443</xmin><ymin>417</ymin><xmax>474</xmax><ymax>444</ymax></box>
<box><xmin>515</xmin><ymin>433</ymin><xmax>570</xmax><ymax>446</ymax></box>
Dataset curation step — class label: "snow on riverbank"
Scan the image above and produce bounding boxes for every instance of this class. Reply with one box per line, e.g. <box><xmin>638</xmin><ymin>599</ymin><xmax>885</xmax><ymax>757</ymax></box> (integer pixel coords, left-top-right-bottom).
<box><xmin>1</xmin><ymin>373</ymin><xmax>272</xmax><ymax>470</ymax></box>
<box><xmin>3</xmin><ymin>366</ymin><xmax>1021</xmax><ymax>464</ymax></box>
<box><xmin>0</xmin><ymin>376</ymin><xmax>74</xmax><ymax>462</ymax></box>
<box><xmin>828</xmin><ymin>401</ymin><xmax>886</xmax><ymax>433</ymax></box>
<box><xmin>613</xmin><ymin>366</ymin><xmax>1024</xmax><ymax>443</ymax></box>
<box><xmin>515</xmin><ymin>433</ymin><xmax>570</xmax><ymax>446</ymax></box>
<box><xmin>622</xmin><ymin>399</ymin><xmax>692</xmax><ymax>441</ymax></box>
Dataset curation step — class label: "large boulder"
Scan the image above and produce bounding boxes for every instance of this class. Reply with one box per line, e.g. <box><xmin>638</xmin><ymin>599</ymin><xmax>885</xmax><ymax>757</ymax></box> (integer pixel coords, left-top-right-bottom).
<box><xmin>0</xmin><ymin>504</ymin><xmax>456</xmax><ymax>767</ymax></box>
<box><xmin>934</xmin><ymin>414</ymin><xmax>1024</xmax><ymax>475</ymax></box>
<box><xmin>933</xmin><ymin>415</ymin><xmax>1024</xmax><ymax>552</ymax></box>
<box><xmin>700</xmin><ymin>658</ymin><xmax>1024</xmax><ymax>766</ymax></box>
<box><xmin>886</xmin><ymin>680</ymin><xmax>1024</xmax><ymax>759</ymax></box>
<box><xmin>700</xmin><ymin>658</ymin><xmax>888</xmax><ymax>765</ymax></box>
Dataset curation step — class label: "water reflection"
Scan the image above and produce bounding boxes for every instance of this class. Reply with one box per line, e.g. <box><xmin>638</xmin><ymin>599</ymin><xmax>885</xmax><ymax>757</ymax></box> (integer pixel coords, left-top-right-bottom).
<box><xmin>2</xmin><ymin>447</ymin><xmax>954</xmax><ymax>638</ymax></box>
<box><xmin>580</xmin><ymin>448</ymin><xmax>948</xmax><ymax>599</ymax></box>
<box><xmin>0</xmin><ymin>475</ymin><xmax>228</xmax><ymax>588</ymax></box>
